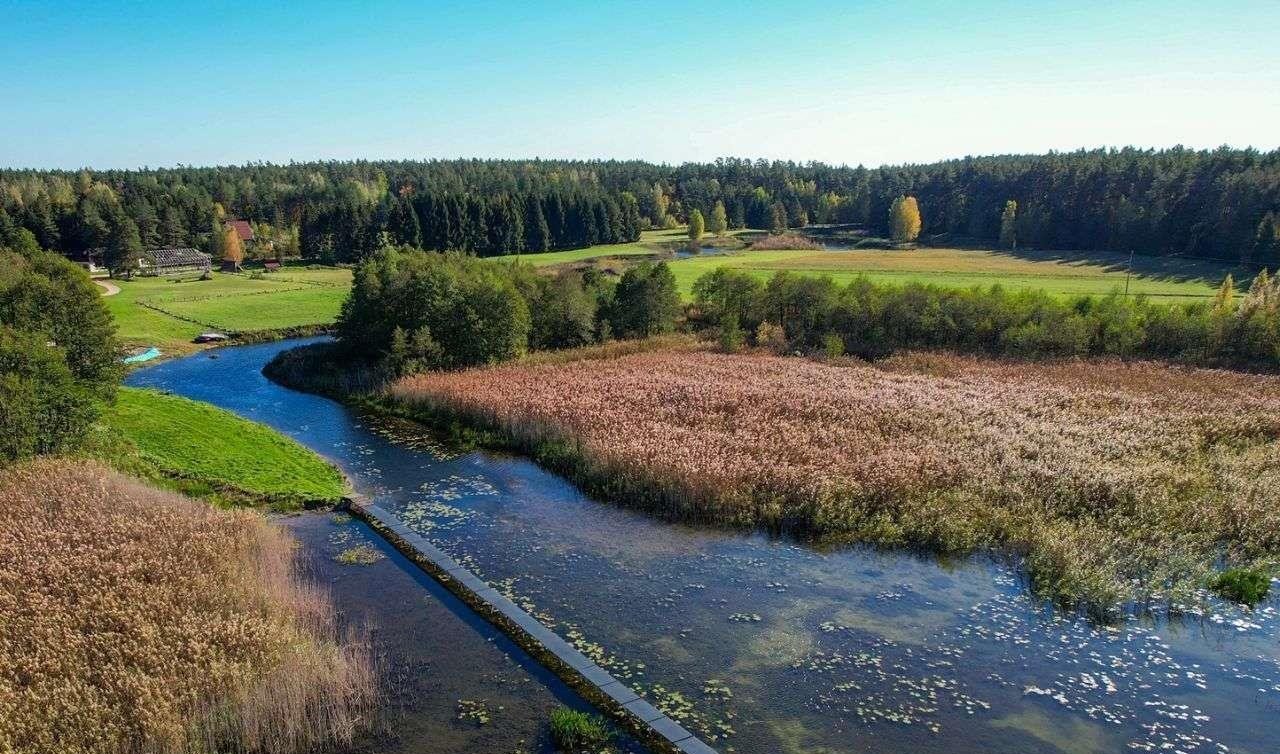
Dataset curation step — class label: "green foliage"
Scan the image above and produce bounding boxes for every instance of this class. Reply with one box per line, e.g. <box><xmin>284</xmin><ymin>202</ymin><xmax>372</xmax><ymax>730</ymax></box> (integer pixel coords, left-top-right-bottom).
<box><xmin>999</xmin><ymin>199</ymin><xmax>1018</xmax><ymax>249</ymax></box>
<box><xmin>548</xmin><ymin>707</ymin><xmax>610</xmax><ymax>752</ymax></box>
<box><xmin>0</xmin><ymin>327</ymin><xmax>98</xmax><ymax>463</ymax></box>
<box><xmin>338</xmin><ymin>247</ymin><xmax>530</xmax><ymax>370</ymax></box>
<box><xmin>693</xmin><ymin>265</ymin><xmax>1280</xmax><ymax>367</ymax></box>
<box><xmin>0</xmin><ymin>247</ymin><xmax>118</xmax><ymax>465</ymax></box>
<box><xmin>823</xmin><ymin>332</ymin><xmax>845</xmax><ymax>359</ymax></box>
<box><xmin>687</xmin><ymin>208</ymin><xmax>705</xmax><ymax>241</ymax></box>
<box><xmin>692</xmin><ymin>267</ymin><xmax>765</xmax><ymax>332</ymax></box>
<box><xmin>609</xmin><ymin>262</ymin><xmax>680</xmax><ymax>338</ymax></box>
<box><xmin>1211</xmin><ymin>568</ymin><xmax>1271</xmax><ymax>606</ymax></box>
<box><xmin>718</xmin><ymin>311</ymin><xmax>745</xmax><ymax>353</ymax></box>
<box><xmin>709</xmin><ymin>200</ymin><xmax>728</xmax><ymax>236</ymax></box>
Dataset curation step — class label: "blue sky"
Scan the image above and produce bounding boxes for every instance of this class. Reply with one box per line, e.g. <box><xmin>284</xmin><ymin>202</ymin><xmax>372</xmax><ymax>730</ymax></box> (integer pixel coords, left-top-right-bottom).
<box><xmin>2</xmin><ymin>0</ymin><xmax>1277</xmax><ymax>169</ymax></box>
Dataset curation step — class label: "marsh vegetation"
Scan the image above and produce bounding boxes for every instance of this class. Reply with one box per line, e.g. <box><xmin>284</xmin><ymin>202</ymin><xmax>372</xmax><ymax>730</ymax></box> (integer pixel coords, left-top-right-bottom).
<box><xmin>0</xmin><ymin>459</ymin><xmax>375</xmax><ymax>754</ymax></box>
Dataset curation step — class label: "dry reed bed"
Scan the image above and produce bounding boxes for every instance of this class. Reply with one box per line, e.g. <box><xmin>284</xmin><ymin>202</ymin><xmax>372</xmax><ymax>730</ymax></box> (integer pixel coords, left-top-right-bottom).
<box><xmin>393</xmin><ymin>349</ymin><xmax>1280</xmax><ymax>610</ymax></box>
<box><xmin>0</xmin><ymin>459</ymin><xmax>374</xmax><ymax>754</ymax></box>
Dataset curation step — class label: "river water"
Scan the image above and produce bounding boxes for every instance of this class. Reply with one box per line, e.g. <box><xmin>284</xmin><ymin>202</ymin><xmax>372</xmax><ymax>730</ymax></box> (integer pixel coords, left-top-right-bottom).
<box><xmin>129</xmin><ymin>339</ymin><xmax>1280</xmax><ymax>754</ymax></box>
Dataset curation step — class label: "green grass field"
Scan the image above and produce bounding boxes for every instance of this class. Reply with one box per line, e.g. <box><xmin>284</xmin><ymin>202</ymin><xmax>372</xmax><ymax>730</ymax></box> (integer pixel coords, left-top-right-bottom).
<box><xmin>93</xmin><ymin>387</ymin><xmax>346</xmax><ymax>507</ymax></box>
<box><xmin>105</xmin><ymin>265</ymin><xmax>352</xmax><ymax>356</ymax></box>
<box><xmin>513</xmin><ymin>228</ymin><xmax>1238</xmax><ymax>301</ymax></box>
<box><xmin>665</xmin><ymin>246</ymin><xmax>1235</xmax><ymax>301</ymax></box>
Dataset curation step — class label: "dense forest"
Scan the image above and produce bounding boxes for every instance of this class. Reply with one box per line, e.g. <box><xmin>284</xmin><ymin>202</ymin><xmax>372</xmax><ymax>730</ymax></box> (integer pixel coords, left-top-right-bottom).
<box><xmin>2</xmin><ymin>147</ymin><xmax>1278</xmax><ymax>269</ymax></box>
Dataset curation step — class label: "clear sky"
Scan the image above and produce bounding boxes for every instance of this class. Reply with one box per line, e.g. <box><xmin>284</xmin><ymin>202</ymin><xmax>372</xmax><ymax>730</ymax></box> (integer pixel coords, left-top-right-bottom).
<box><xmin>3</xmin><ymin>0</ymin><xmax>1277</xmax><ymax>169</ymax></box>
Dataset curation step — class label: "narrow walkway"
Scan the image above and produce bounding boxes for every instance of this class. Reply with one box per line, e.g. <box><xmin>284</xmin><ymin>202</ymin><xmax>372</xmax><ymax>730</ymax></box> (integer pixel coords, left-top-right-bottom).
<box><xmin>94</xmin><ymin>279</ymin><xmax>121</xmax><ymax>296</ymax></box>
<box><xmin>348</xmin><ymin>496</ymin><xmax>717</xmax><ymax>754</ymax></box>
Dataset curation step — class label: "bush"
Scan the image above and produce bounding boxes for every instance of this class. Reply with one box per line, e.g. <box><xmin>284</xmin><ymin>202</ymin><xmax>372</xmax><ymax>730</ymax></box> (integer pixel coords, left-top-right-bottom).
<box><xmin>718</xmin><ymin>311</ymin><xmax>745</xmax><ymax>353</ymax></box>
<box><xmin>1211</xmin><ymin>568</ymin><xmax>1272</xmax><ymax>606</ymax></box>
<box><xmin>0</xmin><ymin>327</ymin><xmax>98</xmax><ymax>463</ymax></box>
<box><xmin>548</xmin><ymin>707</ymin><xmax>611</xmax><ymax>752</ymax></box>
<box><xmin>692</xmin><ymin>266</ymin><xmax>1280</xmax><ymax>369</ymax></box>
<box><xmin>608</xmin><ymin>261</ymin><xmax>680</xmax><ymax>338</ymax></box>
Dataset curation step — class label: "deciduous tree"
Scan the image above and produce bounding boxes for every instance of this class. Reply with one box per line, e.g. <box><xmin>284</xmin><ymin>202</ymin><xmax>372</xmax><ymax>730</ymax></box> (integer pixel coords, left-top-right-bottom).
<box><xmin>890</xmin><ymin>196</ymin><xmax>922</xmax><ymax>245</ymax></box>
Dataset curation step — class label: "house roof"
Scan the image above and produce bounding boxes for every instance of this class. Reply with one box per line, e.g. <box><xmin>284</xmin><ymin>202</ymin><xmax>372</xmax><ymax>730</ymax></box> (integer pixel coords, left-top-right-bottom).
<box><xmin>227</xmin><ymin>220</ymin><xmax>255</xmax><ymax>242</ymax></box>
<box><xmin>147</xmin><ymin>247</ymin><xmax>211</xmax><ymax>267</ymax></box>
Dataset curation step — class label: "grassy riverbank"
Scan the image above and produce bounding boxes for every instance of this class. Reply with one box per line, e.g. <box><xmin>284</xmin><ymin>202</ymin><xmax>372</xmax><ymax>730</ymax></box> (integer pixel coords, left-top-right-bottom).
<box><xmin>388</xmin><ymin>343</ymin><xmax>1280</xmax><ymax>614</ymax></box>
<box><xmin>0</xmin><ymin>458</ymin><xmax>374</xmax><ymax>754</ymax></box>
<box><xmin>91</xmin><ymin>387</ymin><xmax>347</xmax><ymax>508</ymax></box>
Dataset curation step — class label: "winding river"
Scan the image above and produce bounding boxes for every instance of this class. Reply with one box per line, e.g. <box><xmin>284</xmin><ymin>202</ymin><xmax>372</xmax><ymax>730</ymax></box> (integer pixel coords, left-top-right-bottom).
<box><xmin>129</xmin><ymin>338</ymin><xmax>1280</xmax><ymax>754</ymax></box>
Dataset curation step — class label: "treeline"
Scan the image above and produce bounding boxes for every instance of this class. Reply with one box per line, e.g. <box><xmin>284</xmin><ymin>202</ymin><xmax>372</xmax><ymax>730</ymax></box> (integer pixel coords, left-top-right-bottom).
<box><xmin>693</xmin><ymin>267</ymin><xmax>1280</xmax><ymax>368</ymax></box>
<box><xmin>332</xmin><ymin>248</ymin><xmax>680</xmax><ymax>372</ymax></box>
<box><xmin>0</xmin><ymin>226</ymin><xmax>118</xmax><ymax>462</ymax></box>
<box><xmin>3</xmin><ymin>147</ymin><xmax>1279</xmax><ymax>265</ymax></box>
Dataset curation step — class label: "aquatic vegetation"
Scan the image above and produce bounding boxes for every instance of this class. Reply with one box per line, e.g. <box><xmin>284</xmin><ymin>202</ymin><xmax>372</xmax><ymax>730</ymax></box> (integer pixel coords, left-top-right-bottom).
<box><xmin>456</xmin><ymin>698</ymin><xmax>493</xmax><ymax>725</ymax></box>
<box><xmin>336</xmin><ymin>544</ymin><xmax>385</xmax><ymax>565</ymax></box>
<box><xmin>1210</xmin><ymin>567</ymin><xmax>1272</xmax><ymax>606</ymax></box>
<box><xmin>548</xmin><ymin>707</ymin><xmax>611</xmax><ymax>751</ymax></box>
<box><xmin>392</xmin><ymin>347</ymin><xmax>1280</xmax><ymax>611</ymax></box>
<box><xmin>0</xmin><ymin>458</ymin><xmax>375</xmax><ymax>754</ymax></box>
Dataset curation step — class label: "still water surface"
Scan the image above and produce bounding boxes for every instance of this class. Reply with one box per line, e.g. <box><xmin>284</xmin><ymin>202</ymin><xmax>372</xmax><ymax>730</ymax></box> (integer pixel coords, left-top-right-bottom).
<box><xmin>130</xmin><ymin>339</ymin><xmax>1280</xmax><ymax>754</ymax></box>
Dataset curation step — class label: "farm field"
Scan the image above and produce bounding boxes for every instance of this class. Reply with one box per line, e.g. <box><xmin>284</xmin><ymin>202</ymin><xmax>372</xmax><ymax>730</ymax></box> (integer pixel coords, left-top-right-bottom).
<box><xmin>392</xmin><ymin>344</ymin><xmax>1280</xmax><ymax>611</ymax></box>
<box><xmin>664</xmin><ymin>245</ymin><xmax>1238</xmax><ymax>301</ymax></box>
<box><xmin>510</xmin><ymin>227</ymin><xmax>724</xmax><ymax>267</ymax></box>
<box><xmin>94</xmin><ymin>386</ymin><xmax>347</xmax><ymax>507</ymax></box>
<box><xmin>104</xmin><ymin>265</ymin><xmax>352</xmax><ymax>356</ymax></box>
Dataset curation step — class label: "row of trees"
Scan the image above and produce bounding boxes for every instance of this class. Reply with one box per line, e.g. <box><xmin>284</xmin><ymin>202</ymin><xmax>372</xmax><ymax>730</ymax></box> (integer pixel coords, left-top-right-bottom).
<box><xmin>3</xmin><ymin>149</ymin><xmax>1278</xmax><ymax>265</ymax></box>
<box><xmin>336</xmin><ymin>248</ymin><xmax>680</xmax><ymax>372</ymax></box>
<box><xmin>0</xmin><ymin>225</ymin><xmax>119</xmax><ymax>463</ymax></box>
<box><xmin>693</xmin><ymin>267</ymin><xmax>1280</xmax><ymax>367</ymax></box>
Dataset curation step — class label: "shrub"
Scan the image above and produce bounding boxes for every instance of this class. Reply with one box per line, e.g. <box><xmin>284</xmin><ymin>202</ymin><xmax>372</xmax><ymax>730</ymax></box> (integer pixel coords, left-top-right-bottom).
<box><xmin>718</xmin><ymin>311</ymin><xmax>745</xmax><ymax>353</ymax></box>
<box><xmin>748</xmin><ymin>232</ymin><xmax>822</xmax><ymax>251</ymax></box>
<box><xmin>692</xmin><ymin>267</ymin><xmax>1280</xmax><ymax>369</ymax></box>
<box><xmin>608</xmin><ymin>261</ymin><xmax>680</xmax><ymax>338</ymax></box>
<box><xmin>1211</xmin><ymin>568</ymin><xmax>1272</xmax><ymax>606</ymax></box>
<box><xmin>822</xmin><ymin>332</ymin><xmax>845</xmax><ymax>359</ymax></box>
<box><xmin>548</xmin><ymin>707</ymin><xmax>611</xmax><ymax>752</ymax></box>
<box><xmin>755</xmin><ymin>321</ymin><xmax>788</xmax><ymax>353</ymax></box>
<box><xmin>0</xmin><ymin>326</ymin><xmax>98</xmax><ymax>464</ymax></box>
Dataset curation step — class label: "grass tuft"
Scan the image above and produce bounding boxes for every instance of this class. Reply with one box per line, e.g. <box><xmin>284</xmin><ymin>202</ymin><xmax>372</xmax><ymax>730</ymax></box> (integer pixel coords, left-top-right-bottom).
<box><xmin>548</xmin><ymin>706</ymin><xmax>611</xmax><ymax>752</ymax></box>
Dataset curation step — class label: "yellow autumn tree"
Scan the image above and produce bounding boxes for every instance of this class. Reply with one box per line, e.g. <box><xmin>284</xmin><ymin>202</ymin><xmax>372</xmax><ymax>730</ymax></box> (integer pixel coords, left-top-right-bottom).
<box><xmin>889</xmin><ymin>195</ymin><xmax>922</xmax><ymax>245</ymax></box>
<box><xmin>223</xmin><ymin>225</ymin><xmax>244</xmax><ymax>265</ymax></box>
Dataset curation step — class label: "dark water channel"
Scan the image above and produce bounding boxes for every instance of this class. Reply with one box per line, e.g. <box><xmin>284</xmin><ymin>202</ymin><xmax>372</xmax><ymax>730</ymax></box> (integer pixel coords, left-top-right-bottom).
<box><xmin>129</xmin><ymin>339</ymin><xmax>1280</xmax><ymax>754</ymax></box>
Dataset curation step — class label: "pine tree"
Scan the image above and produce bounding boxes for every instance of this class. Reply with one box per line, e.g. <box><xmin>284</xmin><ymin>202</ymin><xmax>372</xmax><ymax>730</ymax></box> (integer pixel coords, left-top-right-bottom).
<box><xmin>890</xmin><ymin>196</ymin><xmax>922</xmax><ymax>245</ymax></box>
<box><xmin>709</xmin><ymin>200</ymin><xmax>728</xmax><ymax>236</ymax></box>
<box><xmin>769</xmin><ymin>202</ymin><xmax>788</xmax><ymax>234</ymax></box>
<box><xmin>1255</xmin><ymin>212</ymin><xmax>1280</xmax><ymax>268</ymax></box>
<box><xmin>688</xmin><ymin>209</ymin><xmax>705</xmax><ymax>242</ymax></box>
<box><xmin>523</xmin><ymin>194</ymin><xmax>551</xmax><ymax>252</ymax></box>
<box><xmin>160</xmin><ymin>205</ymin><xmax>188</xmax><ymax>247</ymax></box>
<box><xmin>105</xmin><ymin>216</ymin><xmax>143</xmax><ymax>277</ymax></box>
<box><xmin>999</xmin><ymin>200</ymin><xmax>1018</xmax><ymax>249</ymax></box>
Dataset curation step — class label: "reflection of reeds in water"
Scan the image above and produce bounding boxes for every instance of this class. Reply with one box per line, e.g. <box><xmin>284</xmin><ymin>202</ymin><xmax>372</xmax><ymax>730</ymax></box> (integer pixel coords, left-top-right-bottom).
<box><xmin>391</xmin><ymin>347</ymin><xmax>1280</xmax><ymax>614</ymax></box>
<box><xmin>0</xmin><ymin>459</ymin><xmax>376</xmax><ymax>754</ymax></box>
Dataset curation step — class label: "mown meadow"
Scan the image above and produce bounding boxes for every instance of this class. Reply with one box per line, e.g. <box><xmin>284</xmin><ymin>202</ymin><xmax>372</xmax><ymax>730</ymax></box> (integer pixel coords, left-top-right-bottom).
<box><xmin>93</xmin><ymin>387</ymin><xmax>347</xmax><ymax>508</ymax></box>
<box><xmin>391</xmin><ymin>345</ymin><xmax>1280</xmax><ymax>613</ymax></box>
<box><xmin>104</xmin><ymin>266</ymin><xmax>352</xmax><ymax>356</ymax></box>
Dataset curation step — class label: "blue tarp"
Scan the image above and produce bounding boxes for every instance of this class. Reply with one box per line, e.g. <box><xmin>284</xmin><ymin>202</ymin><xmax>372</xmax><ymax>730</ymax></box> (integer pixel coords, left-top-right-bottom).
<box><xmin>122</xmin><ymin>347</ymin><xmax>161</xmax><ymax>364</ymax></box>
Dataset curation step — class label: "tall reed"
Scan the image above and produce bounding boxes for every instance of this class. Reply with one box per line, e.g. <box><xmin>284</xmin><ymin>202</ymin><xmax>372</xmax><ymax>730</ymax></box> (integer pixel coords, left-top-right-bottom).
<box><xmin>0</xmin><ymin>459</ymin><xmax>375</xmax><ymax>754</ymax></box>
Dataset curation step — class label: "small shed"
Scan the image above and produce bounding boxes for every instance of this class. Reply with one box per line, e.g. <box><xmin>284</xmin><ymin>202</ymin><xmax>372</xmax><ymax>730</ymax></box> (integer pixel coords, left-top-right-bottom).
<box><xmin>141</xmin><ymin>248</ymin><xmax>212</xmax><ymax>277</ymax></box>
<box><xmin>263</xmin><ymin>259</ymin><xmax>281</xmax><ymax>272</ymax></box>
<box><xmin>220</xmin><ymin>259</ymin><xmax>243</xmax><ymax>273</ymax></box>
